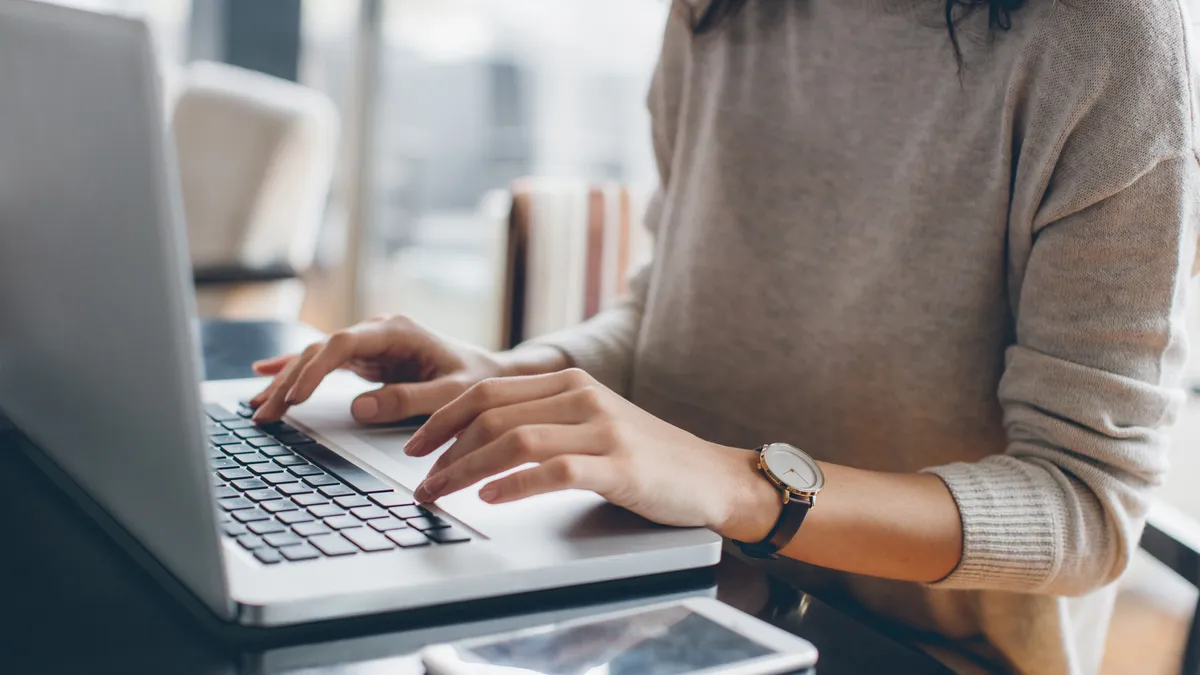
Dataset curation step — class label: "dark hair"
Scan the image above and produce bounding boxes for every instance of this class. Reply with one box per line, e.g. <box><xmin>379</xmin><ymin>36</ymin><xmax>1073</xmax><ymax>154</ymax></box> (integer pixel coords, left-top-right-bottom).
<box><xmin>694</xmin><ymin>0</ymin><xmax>1025</xmax><ymax>68</ymax></box>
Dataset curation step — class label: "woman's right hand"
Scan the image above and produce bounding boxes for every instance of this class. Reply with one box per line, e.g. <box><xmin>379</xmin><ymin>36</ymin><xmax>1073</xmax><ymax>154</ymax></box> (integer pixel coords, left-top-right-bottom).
<box><xmin>247</xmin><ymin>315</ymin><xmax>565</xmax><ymax>425</ymax></box>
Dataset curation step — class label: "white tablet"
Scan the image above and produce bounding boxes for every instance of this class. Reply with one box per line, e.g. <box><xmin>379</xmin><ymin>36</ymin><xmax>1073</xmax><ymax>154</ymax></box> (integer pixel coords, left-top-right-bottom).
<box><xmin>421</xmin><ymin>596</ymin><xmax>818</xmax><ymax>675</ymax></box>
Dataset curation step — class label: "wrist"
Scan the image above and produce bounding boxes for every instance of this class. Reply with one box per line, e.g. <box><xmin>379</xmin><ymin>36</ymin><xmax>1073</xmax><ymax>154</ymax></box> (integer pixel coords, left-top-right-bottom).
<box><xmin>492</xmin><ymin>345</ymin><xmax>572</xmax><ymax>378</ymax></box>
<box><xmin>711</xmin><ymin>445</ymin><xmax>784</xmax><ymax>543</ymax></box>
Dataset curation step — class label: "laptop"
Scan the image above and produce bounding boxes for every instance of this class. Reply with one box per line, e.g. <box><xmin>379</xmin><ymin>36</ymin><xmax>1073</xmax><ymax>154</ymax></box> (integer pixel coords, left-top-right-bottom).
<box><xmin>0</xmin><ymin>0</ymin><xmax>721</xmax><ymax>630</ymax></box>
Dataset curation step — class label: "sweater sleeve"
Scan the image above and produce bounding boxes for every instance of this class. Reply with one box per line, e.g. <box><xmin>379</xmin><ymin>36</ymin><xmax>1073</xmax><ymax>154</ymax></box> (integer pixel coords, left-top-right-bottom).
<box><xmin>925</xmin><ymin>157</ymin><xmax>1196</xmax><ymax>594</ymax></box>
<box><xmin>923</xmin><ymin>0</ymin><xmax>1200</xmax><ymax>593</ymax></box>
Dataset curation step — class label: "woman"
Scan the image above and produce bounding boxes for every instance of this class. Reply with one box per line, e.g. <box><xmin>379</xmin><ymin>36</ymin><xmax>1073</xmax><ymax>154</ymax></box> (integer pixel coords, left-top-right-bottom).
<box><xmin>251</xmin><ymin>1</ymin><xmax>1199</xmax><ymax>672</ymax></box>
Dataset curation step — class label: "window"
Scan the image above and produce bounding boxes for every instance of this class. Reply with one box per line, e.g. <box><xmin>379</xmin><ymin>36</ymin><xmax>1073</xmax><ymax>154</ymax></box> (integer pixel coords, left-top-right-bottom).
<box><xmin>301</xmin><ymin>0</ymin><xmax>669</xmax><ymax>347</ymax></box>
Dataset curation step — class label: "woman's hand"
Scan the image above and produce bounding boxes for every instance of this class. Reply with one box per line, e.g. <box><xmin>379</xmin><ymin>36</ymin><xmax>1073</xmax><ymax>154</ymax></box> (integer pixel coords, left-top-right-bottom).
<box><xmin>248</xmin><ymin>315</ymin><xmax>566</xmax><ymax>425</ymax></box>
<box><xmin>404</xmin><ymin>368</ymin><xmax>779</xmax><ymax>537</ymax></box>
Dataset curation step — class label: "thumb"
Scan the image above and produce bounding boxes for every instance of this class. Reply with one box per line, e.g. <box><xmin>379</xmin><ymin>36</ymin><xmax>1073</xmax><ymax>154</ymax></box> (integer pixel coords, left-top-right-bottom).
<box><xmin>351</xmin><ymin>379</ymin><xmax>466</xmax><ymax>424</ymax></box>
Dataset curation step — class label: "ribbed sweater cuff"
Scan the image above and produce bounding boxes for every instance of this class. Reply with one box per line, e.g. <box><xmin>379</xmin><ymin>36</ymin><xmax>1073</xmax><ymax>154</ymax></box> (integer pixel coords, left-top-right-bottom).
<box><xmin>922</xmin><ymin>459</ymin><xmax>1064</xmax><ymax>591</ymax></box>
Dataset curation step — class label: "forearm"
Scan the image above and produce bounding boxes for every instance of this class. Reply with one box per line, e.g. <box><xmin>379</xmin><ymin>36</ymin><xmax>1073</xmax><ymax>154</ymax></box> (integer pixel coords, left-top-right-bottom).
<box><xmin>494</xmin><ymin>344</ymin><xmax>573</xmax><ymax>378</ymax></box>
<box><xmin>718</xmin><ymin>450</ymin><xmax>963</xmax><ymax>583</ymax></box>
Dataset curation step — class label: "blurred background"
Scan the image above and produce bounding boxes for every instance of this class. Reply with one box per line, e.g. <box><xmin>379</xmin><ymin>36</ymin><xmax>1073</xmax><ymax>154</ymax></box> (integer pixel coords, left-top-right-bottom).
<box><xmin>47</xmin><ymin>0</ymin><xmax>667</xmax><ymax>348</ymax></box>
<box><xmin>27</xmin><ymin>2</ymin><xmax>1200</xmax><ymax>673</ymax></box>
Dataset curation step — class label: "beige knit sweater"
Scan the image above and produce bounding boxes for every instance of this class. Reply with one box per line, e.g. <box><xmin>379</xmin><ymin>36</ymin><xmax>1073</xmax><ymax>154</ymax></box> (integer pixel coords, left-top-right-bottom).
<box><xmin>531</xmin><ymin>1</ymin><xmax>1200</xmax><ymax>672</ymax></box>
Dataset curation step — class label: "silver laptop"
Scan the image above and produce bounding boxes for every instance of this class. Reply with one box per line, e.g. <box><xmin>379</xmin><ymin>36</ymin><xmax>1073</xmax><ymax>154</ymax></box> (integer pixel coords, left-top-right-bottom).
<box><xmin>0</xmin><ymin>0</ymin><xmax>720</xmax><ymax>629</ymax></box>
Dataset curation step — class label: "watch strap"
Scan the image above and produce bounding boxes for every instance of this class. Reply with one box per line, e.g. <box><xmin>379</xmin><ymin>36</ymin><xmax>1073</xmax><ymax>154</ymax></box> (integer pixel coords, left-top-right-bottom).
<box><xmin>734</xmin><ymin>497</ymin><xmax>811</xmax><ymax>559</ymax></box>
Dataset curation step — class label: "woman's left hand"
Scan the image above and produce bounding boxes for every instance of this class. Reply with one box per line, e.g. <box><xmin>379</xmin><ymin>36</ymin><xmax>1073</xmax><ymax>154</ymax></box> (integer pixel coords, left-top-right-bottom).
<box><xmin>403</xmin><ymin>368</ymin><xmax>772</xmax><ymax>535</ymax></box>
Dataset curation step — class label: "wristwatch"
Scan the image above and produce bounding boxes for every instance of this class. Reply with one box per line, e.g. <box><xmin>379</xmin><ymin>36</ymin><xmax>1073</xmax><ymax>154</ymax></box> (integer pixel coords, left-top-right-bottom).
<box><xmin>734</xmin><ymin>443</ymin><xmax>824</xmax><ymax>560</ymax></box>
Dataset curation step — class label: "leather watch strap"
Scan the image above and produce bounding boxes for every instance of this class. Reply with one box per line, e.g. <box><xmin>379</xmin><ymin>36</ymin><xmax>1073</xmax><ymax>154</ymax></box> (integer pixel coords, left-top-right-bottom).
<box><xmin>734</xmin><ymin>497</ymin><xmax>812</xmax><ymax>560</ymax></box>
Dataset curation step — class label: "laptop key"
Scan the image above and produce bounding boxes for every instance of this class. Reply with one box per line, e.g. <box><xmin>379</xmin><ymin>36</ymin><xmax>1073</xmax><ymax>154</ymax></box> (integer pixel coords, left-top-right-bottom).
<box><xmin>235</xmin><ymin>428</ymin><xmax>266</xmax><ymax>439</ymax></box>
<box><xmin>385</xmin><ymin>529</ymin><xmax>430</xmax><ymax>548</ymax></box>
<box><xmin>304</xmin><ymin>474</ymin><xmax>339</xmax><ymax>488</ymax></box>
<box><xmin>318</xmin><ymin>485</ymin><xmax>355</xmax><ymax>498</ymax></box>
<box><xmin>218</xmin><ymin>512</ymin><xmax>233</xmax><ymax>524</ymax></box>
<box><xmin>309</xmin><ymin>504</ymin><xmax>345</xmax><ymax>519</ymax></box>
<box><xmin>237</xmin><ymin>534</ymin><xmax>266</xmax><ymax>550</ymax></box>
<box><xmin>350</xmin><ymin>506</ymin><xmax>389</xmax><ymax>521</ymax></box>
<box><xmin>212</xmin><ymin>475</ymin><xmax>226</xmax><ymax>487</ymax></box>
<box><xmin>210</xmin><ymin>434</ymin><xmax>241</xmax><ymax>445</ymax></box>
<box><xmin>324</xmin><ymin>515</ymin><xmax>364</xmax><ymax>530</ymax></box>
<box><xmin>211</xmin><ymin>458</ymin><xmax>239</xmax><ymax>470</ymax></box>
<box><xmin>218</xmin><ymin>468</ymin><xmax>253</xmax><ymax>481</ymax></box>
<box><xmin>232</xmin><ymin>478</ymin><xmax>269</xmax><ymax>491</ymax></box>
<box><xmin>234</xmin><ymin>452</ymin><xmax>270</xmax><ymax>465</ymax></box>
<box><xmin>291</xmin><ymin>465</ymin><xmax>324</xmax><ymax>477</ymax></box>
<box><xmin>292</xmin><ymin>443</ymin><xmax>393</xmax><ymax>494</ymax></box>
<box><xmin>214</xmin><ymin>486</ymin><xmax>238</xmax><ymax>500</ymax></box>
<box><xmin>277</xmin><ymin>482</ymin><xmax>312</xmax><ymax>496</ymax></box>
<box><xmin>263</xmin><ymin>532</ymin><xmax>303</xmax><ymax>548</ymax></box>
<box><xmin>388</xmin><ymin>505</ymin><xmax>428</xmax><ymax>520</ymax></box>
<box><xmin>275</xmin><ymin>455</ymin><xmax>307</xmax><ymax>467</ymax></box>
<box><xmin>205</xmin><ymin>403</ymin><xmax>239</xmax><ymax>422</ymax></box>
<box><xmin>278</xmin><ymin>510</ymin><xmax>315</xmax><ymax>525</ymax></box>
<box><xmin>334</xmin><ymin>495</ymin><xmax>371</xmax><ymax>509</ymax></box>
<box><xmin>249</xmin><ymin>463</ymin><xmax>285</xmax><ymax>475</ymax></box>
<box><xmin>254</xmin><ymin>548</ymin><xmax>283</xmax><ymax>565</ymax></box>
<box><xmin>293</xmin><ymin>493</ymin><xmax>328</xmax><ymax>507</ymax></box>
<box><xmin>279</xmin><ymin>543</ymin><xmax>321</xmax><ymax>561</ymax></box>
<box><xmin>249</xmin><ymin>437</ymin><xmax>281</xmax><ymax>448</ymax></box>
<box><xmin>259</xmin><ymin>445</ymin><xmax>291</xmax><ymax>457</ymax></box>
<box><xmin>260</xmin><ymin>421</ymin><xmax>297</xmax><ymax>435</ymax></box>
<box><xmin>368</xmin><ymin>517</ymin><xmax>408</xmax><ymax>533</ymax></box>
<box><xmin>370</xmin><ymin>492</ymin><xmax>415</xmax><ymax>508</ymax></box>
<box><xmin>244</xmin><ymin>489</ymin><xmax>282</xmax><ymax>502</ymax></box>
<box><xmin>209</xmin><ymin>448</ymin><xmax>227</xmax><ymax>460</ymax></box>
<box><xmin>292</xmin><ymin>521</ymin><xmax>332</xmax><ymax>537</ymax></box>
<box><xmin>264</xmin><ymin>472</ymin><xmax>299</xmax><ymax>485</ymax></box>
<box><xmin>221</xmin><ymin>523</ymin><xmax>247</xmax><ymax>537</ymax></box>
<box><xmin>342</xmin><ymin>528</ymin><xmax>395</xmax><ymax>552</ymax></box>
<box><xmin>407</xmin><ymin>516</ymin><xmax>449</xmax><ymax>531</ymax></box>
<box><xmin>232</xmin><ymin>508</ymin><xmax>271</xmax><ymax>523</ymax></box>
<box><xmin>248</xmin><ymin>520</ymin><xmax>287</xmax><ymax>535</ymax></box>
<box><xmin>262</xmin><ymin>500</ymin><xmax>298</xmax><ymax>514</ymax></box>
<box><xmin>222</xmin><ymin>443</ymin><xmax>256</xmax><ymax>455</ymax></box>
<box><xmin>427</xmin><ymin>527</ymin><xmax>471</xmax><ymax>544</ymax></box>
<box><xmin>308</xmin><ymin>534</ymin><xmax>358</xmax><ymax>557</ymax></box>
<box><xmin>217</xmin><ymin>497</ymin><xmax>254</xmax><ymax>511</ymax></box>
<box><xmin>222</xmin><ymin>419</ymin><xmax>255</xmax><ymax>430</ymax></box>
<box><xmin>276</xmin><ymin>432</ymin><xmax>314</xmax><ymax>446</ymax></box>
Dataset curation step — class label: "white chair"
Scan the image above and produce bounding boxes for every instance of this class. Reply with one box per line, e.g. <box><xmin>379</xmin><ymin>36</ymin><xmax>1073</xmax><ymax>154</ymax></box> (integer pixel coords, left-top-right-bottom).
<box><xmin>171</xmin><ymin>61</ymin><xmax>339</xmax><ymax>319</ymax></box>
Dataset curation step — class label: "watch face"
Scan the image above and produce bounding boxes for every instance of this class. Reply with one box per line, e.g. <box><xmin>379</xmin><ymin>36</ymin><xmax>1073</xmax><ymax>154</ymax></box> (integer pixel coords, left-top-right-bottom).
<box><xmin>761</xmin><ymin>443</ymin><xmax>824</xmax><ymax>493</ymax></box>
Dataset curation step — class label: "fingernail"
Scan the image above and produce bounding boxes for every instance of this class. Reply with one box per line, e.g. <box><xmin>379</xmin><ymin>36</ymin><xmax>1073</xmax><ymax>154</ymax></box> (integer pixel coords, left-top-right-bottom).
<box><xmin>404</xmin><ymin>431</ymin><xmax>425</xmax><ymax>456</ymax></box>
<box><xmin>351</xmin><ymin>396</ymin><xmax>378</xmax><ymax>421</ymax></box>
<box><xmin>478</xmin><ymin>484</ymin><xmax>499</xmax><ymax>503</ymax></box>
<box><xmin>284</xmin><ymin>389</ymin><xmax>299</xmax><ymax>405</ymax></box>
<box><xmin>416</xmin><ymin>474</ymin><xmax>447</xmax><ymax>502</ymax></box>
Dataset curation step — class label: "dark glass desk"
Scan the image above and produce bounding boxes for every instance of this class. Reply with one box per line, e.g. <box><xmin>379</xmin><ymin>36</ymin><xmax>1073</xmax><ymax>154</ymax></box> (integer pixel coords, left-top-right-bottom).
<box><xmin>0</xmin><ymin>321</ymin><xmax>952</xmax><ymax>675</ymax></box>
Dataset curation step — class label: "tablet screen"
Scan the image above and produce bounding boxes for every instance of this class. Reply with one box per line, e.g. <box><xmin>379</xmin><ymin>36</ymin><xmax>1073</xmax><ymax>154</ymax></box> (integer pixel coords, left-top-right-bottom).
<box><xmin>460</xmin><ymin>605</ymin><xmax>776</xmax><ymax>675</ymax></box>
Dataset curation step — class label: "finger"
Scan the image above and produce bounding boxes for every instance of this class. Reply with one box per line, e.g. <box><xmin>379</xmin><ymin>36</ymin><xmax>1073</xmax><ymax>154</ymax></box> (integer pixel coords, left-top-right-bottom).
<box><xmin>249</xmin><ymin>355</ymin><xmax>297</xmax><ymax>407</ymax></box>
<box><xmin>351</xmin><ymin>379</ymin><xmax>466</xmax><ymax>424</ymax></box>
<box><xmin>475</xmin><ymin>455</ymin><xmax>617</xmax><ymax>505</ymax></box>
<box><xmin>426</xmin><ymin>390</ymin><xmax>598</xmax><ymax>476</ymax></box>
<box><xmin>252</xmin><ymin>354</ymin><xmax>296</xmax><ymax>377</ymax></box>
<box><xmin>406</xmin><ymin>368</ymin><xmax>593</xmax><ymax>456</ymax></box>
<box><xmin>416</xmin><ymin>424</ymin><xmax>602</xmax><ymax>502</ymax></box>
<box><xmin>253</xmin><ymin>343</ymin><xmax>322</xmax><ymax>423</ymax></box>
<box><xmin>284</xmin><ymin>331</ymin><xmax>363</xmax><ymax>404</ymax></box>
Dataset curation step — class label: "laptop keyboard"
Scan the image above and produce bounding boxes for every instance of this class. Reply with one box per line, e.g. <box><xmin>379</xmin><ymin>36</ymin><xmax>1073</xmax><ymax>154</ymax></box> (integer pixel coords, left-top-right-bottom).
<box><xmin>204</xmin><ymin>403</ymin><xmax>471</xmax><ymax>565</ymax></box>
